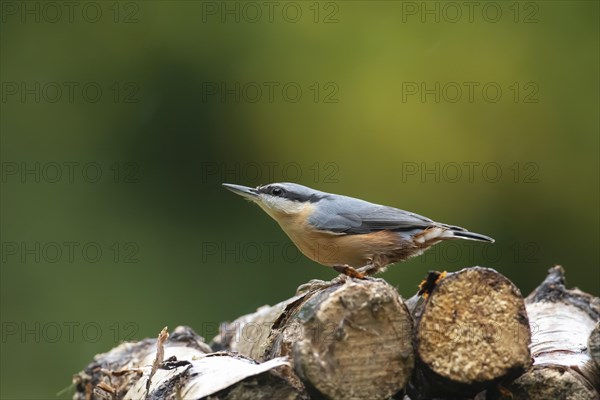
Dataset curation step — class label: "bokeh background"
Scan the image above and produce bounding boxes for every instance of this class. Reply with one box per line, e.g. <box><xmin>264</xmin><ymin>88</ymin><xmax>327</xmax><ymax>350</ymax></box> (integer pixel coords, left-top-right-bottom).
<box><xmin>1</xmin><ymin>1</ymin><xmax>598</xmax><ymax>398</ymax></box>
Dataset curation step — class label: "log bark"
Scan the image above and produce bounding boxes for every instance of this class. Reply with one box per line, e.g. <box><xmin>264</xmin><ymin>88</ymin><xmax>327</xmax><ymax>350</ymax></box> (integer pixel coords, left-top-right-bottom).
<box><xmin>507</xmin><ymin>266</ymin><xmax>600</xmax><ymax>400</ymax></box>
<box><xmin>405</xmin><ymin>267</ymin><xmax>531</xmax><ymax>399</ymax></box>
<box><xmin>72</xmin><ymin>326</ymin><xmax>305</xmax><ymax>400</ymax></box>
<box><xmin>590</xmin><ymin>322</ymin><xmax>600</xmax><ymax>370</ymax></box>
<box><xmin>211</xmin><ymin>294</ymin><xmax>304</xmax><ymax>360</ymax></box>
<box><xmin>214</xmin><ymin>278</ymin><xmax>415</xmax><ymax>400</ymax></box>
<box><xmin>73</xmin><ymin>266</ymin><xmax>600</xmax><ymax>400</ymax></box>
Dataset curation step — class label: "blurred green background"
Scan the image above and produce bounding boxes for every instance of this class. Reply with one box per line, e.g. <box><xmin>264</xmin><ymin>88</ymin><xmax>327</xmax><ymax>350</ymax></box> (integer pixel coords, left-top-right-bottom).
<box><xmin>1</xmin><ymin>1</ymin><xmax>598</xmax><ymax>398</ymax></box>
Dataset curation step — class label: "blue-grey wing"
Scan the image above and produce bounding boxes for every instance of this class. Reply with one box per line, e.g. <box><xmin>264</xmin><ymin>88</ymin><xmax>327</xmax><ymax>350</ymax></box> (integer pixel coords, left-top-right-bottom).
<box><xmin>308</xmin><ymin>196</ymin><xmax>435</xmax><ymax>234</ymax></box>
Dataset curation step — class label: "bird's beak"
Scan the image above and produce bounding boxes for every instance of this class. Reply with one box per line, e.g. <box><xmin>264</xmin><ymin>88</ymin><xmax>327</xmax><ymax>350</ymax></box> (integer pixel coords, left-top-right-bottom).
<box><xmin>222</xmin><ymin>183</ymin><xmax>259</xmax><ymax>201</ymax></box>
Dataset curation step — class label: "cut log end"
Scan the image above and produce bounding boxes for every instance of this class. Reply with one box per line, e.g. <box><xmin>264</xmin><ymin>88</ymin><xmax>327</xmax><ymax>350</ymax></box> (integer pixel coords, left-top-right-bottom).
<box><xmin>274</xmin><ymin>278</ymin><xmax>415</xmax><ymax>400</ymax></box>
<box><xmin>413</xmin><ymin>267</ymin><xmax>531</xmax><ymax>396</ymax></box>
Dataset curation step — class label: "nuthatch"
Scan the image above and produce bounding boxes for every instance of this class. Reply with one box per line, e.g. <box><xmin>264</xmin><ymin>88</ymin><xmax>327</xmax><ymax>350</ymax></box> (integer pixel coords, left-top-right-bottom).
<box><xmin>223</xmin><ymin>182</ymin><xmax>494</xmax><ymax>278</ymax></box>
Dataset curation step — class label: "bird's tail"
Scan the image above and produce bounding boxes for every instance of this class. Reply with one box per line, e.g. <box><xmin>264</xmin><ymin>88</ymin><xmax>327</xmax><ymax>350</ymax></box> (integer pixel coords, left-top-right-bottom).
<box><xmin>447</xmin><ymin>226</ymin><xmax>495</xmax><ymax>243</ymax></box>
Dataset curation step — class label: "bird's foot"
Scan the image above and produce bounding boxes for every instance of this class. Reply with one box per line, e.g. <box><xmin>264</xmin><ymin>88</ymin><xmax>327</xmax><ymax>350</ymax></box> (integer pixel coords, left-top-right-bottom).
<box><xmin>295</xmin><ymin>279</ymin><xmax>328</xmax><ymax>294</ymax></box>
<box><xmin>332</xmin><ymin>264</ymin><xmax>366</xmax><ymax>279</ymax></box>
<box><xmin>351</xmin><ymin>263</ymin><xmax>386</xmax><ymax>283</ymax></box>
<box><xmin>295</xmin><ymin>265</ymin><xmax>379</xmax><ymax>295</ymax></box>
<box><xmin>295</xmin><ymin>275</ymin><xmax>349</xmax><ymax>295</ymax></box>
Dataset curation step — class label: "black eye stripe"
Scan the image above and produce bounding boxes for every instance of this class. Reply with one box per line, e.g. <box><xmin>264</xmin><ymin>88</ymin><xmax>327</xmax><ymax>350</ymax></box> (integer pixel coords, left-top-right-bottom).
<box><xmin>257</xmin><ymin>185</ymin><xmax>284</xmax><ymax>196</ymax></box>
<box><xmin>257</xmin><ymin>185</ymin><xmax>327</xmax><ymax>203</ymax></box>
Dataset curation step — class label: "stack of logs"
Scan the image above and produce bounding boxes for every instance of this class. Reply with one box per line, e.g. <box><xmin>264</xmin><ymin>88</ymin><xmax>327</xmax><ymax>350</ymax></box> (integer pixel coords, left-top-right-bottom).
<box><xmin>74</xmin><ymin>266</ymin><xmax>600</xmax><ymax>399</ymax></box>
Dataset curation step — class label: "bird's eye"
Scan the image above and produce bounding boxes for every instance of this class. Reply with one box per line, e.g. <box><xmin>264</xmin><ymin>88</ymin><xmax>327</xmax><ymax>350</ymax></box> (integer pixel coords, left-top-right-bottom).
<box><xmin>271</xmin><ymin>187</ymin><xmax>284</xmax><ymax>196</ymax></box>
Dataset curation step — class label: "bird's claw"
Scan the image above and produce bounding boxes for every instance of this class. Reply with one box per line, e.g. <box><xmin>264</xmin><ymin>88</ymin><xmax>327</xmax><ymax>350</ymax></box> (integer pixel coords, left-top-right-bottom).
<box><xmin>295</xmin><ymin>265</ymin><xmax>385</xmax><ymax>295</ymax></box>
<box><xmin>295</xmin><ymin>274</ymin><xmax>353</xmax><ymax>295</ymax></box>
<box><xmin>332</xmin><ymin>264</ymin><xmax>366</xmax><ymax>279</ymax></box>
<box><xmin>295</xmin><ymin>279</ymin><xmax>330</xmax><ymax>294</ymax></box>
